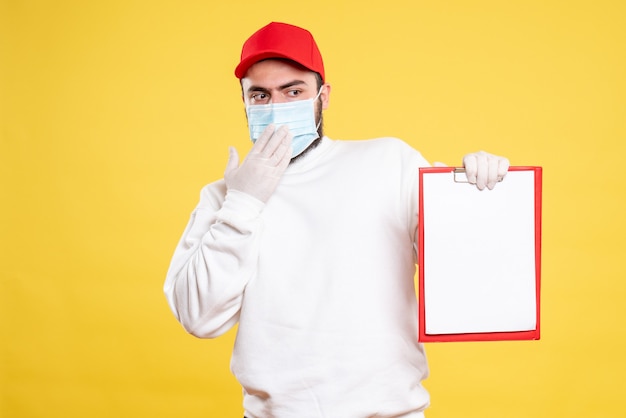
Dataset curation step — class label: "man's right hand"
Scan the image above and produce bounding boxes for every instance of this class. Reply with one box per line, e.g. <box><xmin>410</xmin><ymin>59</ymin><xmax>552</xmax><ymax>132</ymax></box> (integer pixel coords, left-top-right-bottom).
<box><xmin>224</xmin><ymin>124</ymin><xmax>293</xmax><ymax>203</ymax></box>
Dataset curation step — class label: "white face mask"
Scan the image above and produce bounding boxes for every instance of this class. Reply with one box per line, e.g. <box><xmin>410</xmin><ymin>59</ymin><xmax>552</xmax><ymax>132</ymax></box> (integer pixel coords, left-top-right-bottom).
<box><xmin>246</xmin><ymin>88</ymin><xmax>322</xmax><ymax>158</ymax></box>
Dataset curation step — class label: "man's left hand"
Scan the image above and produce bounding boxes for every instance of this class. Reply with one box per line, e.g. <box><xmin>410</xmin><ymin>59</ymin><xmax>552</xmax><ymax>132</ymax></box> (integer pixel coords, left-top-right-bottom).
<box><xmin>463</xmin><ymin>151</ymin><xmax>510</xmax><ymax>190</ymax></box>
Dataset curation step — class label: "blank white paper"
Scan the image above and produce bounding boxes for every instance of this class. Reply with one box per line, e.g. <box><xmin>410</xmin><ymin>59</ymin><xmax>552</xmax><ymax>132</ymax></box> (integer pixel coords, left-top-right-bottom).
<box><xmin>422</xmin><ymin>170</ymin><xmax>537</xmax><ymax>335</ymax></box>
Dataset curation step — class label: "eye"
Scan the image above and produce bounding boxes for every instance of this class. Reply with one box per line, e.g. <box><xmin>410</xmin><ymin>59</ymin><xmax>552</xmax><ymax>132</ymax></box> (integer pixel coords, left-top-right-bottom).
<box><xmin>251</xmin><ymin>92</ymin><xmax>270</xmax><ymax>103</ymax></box>
<box><xmin>286</xmin><ymin>89</ymin><xmax>302</xmax><ymax>98</ymax></box>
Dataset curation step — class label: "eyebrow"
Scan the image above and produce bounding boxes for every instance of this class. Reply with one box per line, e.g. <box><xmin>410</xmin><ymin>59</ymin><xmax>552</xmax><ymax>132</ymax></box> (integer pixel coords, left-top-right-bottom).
<box><xmin>246</xmin><ymin>79</ymin><xmax>308</xmax><ymax>94</ymax></box>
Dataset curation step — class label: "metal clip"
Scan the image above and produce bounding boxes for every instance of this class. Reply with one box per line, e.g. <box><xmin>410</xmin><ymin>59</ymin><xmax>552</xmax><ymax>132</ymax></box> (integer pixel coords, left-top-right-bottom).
<box><xmin>453</xmin><ymin>168</ymin><xmax>468</xmax><ymax>183</ymax></box>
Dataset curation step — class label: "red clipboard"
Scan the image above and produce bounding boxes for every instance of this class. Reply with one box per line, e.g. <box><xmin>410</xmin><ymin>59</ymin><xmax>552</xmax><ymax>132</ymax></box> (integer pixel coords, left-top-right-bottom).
<box><xmin>418</xmin><ymin>166</ymin><xmax>542</xmax><ymax>342</ymax></box>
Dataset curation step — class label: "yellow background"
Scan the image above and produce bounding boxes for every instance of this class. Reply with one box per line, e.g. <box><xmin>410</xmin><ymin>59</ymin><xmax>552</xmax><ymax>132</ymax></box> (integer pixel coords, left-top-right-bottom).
<box><xmin>2</xmin><ymin>0</ymin><xmax>625</xmax><ymax>417</ymax></box>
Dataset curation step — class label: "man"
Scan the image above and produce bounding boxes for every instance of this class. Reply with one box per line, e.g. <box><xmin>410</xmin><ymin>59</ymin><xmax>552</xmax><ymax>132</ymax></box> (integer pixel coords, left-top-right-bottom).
<box><xmin>164</xmin><ymin>22</ymin><xmax>509</xmax><ymax>418</ymax></box>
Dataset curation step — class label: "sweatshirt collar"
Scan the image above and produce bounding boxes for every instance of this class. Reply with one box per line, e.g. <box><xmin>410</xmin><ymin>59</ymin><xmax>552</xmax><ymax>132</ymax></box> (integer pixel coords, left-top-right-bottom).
<box><xmin>284</xmin><ymin>136</ymin><xmax>334</xmax><ymax>174</ymax></box>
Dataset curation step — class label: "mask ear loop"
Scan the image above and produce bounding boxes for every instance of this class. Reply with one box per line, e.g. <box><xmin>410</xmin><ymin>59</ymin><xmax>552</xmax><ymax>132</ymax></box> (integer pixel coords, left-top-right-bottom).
<box><xmin>314</xmin><ymin>86</ymin><xmax>323</xmax><ymax>101</ymax></box>
<box><xmin>313</xmin><ymin>87</ymin><xmax>323</xmax><ymax>131</ymax></box>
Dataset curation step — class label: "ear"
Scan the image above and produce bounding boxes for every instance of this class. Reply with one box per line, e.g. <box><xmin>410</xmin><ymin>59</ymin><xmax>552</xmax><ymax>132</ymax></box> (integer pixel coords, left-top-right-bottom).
<box><xmin>320</xmin><ymin>83</ymin><xmax>331</xmax><ymax>110</ymax></box>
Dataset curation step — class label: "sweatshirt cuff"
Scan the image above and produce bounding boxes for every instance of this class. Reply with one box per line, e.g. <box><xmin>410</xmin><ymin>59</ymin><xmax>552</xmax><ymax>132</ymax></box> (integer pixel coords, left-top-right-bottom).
<box><xmin>217</xmin><ymin>189</ymin><xmax>265</xmax><ymax>224</ymax></box>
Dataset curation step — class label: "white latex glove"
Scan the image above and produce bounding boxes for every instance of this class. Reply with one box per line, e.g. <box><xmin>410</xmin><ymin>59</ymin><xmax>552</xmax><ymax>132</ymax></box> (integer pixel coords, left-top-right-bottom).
<box><xmin>224</xmin><ymin>124</ymin><xmax>293</xmax><ymax>203</ymax></box>
<box><xmin>462</xmin><ymin>151</ymin><xmax>510</xmax><ymax>190</ymax></box>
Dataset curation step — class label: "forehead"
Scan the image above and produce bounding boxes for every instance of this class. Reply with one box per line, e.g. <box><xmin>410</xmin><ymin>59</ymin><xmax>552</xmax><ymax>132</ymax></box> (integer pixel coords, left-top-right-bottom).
<box><xmin>241</xmin><ymin>59</ymin><xmax>318</xmax><ymax>90</ymax></box>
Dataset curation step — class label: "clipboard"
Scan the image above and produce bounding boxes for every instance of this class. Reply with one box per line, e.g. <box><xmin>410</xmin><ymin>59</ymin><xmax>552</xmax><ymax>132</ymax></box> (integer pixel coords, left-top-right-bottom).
<box><xmin>418</xmin><ymin>166</ymin><xmax>542</xmax><ymax>342</ymax></box>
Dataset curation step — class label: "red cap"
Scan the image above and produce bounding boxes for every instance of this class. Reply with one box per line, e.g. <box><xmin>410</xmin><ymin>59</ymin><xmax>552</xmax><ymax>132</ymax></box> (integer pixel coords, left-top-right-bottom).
<box><xmin>234</xmin><ymin>22</ymin><xmax>325</xmax><ymax>81</ymax></box>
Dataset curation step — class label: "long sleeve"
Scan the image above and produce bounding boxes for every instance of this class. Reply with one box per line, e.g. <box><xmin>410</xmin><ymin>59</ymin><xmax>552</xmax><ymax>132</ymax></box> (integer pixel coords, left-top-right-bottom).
<box><xmin>164</xmin><ymin>182</ymin><xmax>264</xmax><ymax>338</ymax></box>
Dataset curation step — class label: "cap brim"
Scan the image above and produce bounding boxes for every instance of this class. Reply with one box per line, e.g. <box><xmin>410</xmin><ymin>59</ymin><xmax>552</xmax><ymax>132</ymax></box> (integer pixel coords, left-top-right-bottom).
<box><xmin>235</xmin><ymin>51</ymin><xmax>315</xmax><ymax>79</ymax></box>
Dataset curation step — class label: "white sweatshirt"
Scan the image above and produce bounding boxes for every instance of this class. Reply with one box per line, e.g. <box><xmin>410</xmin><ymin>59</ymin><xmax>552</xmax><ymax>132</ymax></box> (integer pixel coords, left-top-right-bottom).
<box><xmin>164</xmin><ymin>137</ymin><xmax>432</xmax><ymax>418</ymax></box>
